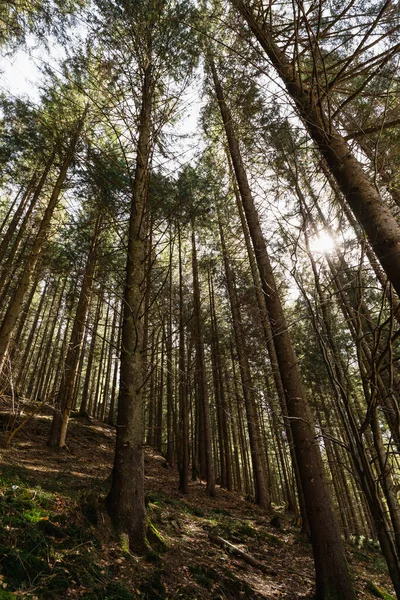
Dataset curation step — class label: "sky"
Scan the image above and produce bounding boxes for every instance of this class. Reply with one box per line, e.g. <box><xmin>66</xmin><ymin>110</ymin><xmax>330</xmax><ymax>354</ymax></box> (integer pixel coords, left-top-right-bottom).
<box><xmin>0</xmin><ymin>20</ymin><xmax>337</xmax><ymax>274</ymax></box>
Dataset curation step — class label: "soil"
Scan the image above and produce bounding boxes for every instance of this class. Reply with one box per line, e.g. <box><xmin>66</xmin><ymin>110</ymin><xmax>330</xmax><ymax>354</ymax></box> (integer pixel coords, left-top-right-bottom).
<box><xmin>0</xmin><ymin>410</ymin><xmax>395</xmax><ymax>599</ymax></box>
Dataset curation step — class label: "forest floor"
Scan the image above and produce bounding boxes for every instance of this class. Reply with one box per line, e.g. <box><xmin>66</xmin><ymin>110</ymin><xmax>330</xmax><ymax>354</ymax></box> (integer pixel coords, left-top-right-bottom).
<box><xmin>0</xmin><ymin>409</ymin><xmax>396</xmax><ymax>600</ymax></box>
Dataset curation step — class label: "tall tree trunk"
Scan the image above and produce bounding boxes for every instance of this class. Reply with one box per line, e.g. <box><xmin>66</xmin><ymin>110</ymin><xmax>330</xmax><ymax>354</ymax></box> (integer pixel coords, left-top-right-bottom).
<box><xmin>79</xmin><ymin>288</ymin><xmax>103</xmax><ymax>416</ymax></box>
<box><xmin>106</xmin><ymin>62</ymin><xmax>153</xmax><ymax>554</ymax></box>
<box><xmin>177</xmin><ymin>225</ymin><xmax>189</xmax><ymax>494</ymax></box>
<box><xmin>228</xmin><ymin>157</ymin><xmax>307</xmax><ymax>526</ymax></box>
<box><xmin>0</xmin><ymin>148</ymin><xmax>56</xmax><ymax>294</ymax></box>
<box><xmin>295</xmin><ymin>213</ymin><xmax>400</xmax><ymax>594</ymax></box>
<box><xmin>211</xmin><ymin>59</ymin><xmax>356</xmax><ymax>600</ymax></box>
<box><xmin>48</xmin><ymin>210</ymin><xmax>102</xmax><ymax>447</ymax></box>
<box><xmin>166</xmin><ymin>234</ymin><xmax>174</xmax><ymax>465</ymax></box>
<box><xmin>219</xmin><ymin>216</ymin><xmax>270</xmax><ymax>509</ymax></box>
<box><xmin>107</xmin><ymin>306</ymin><xmax>123</xmax><ymax>426</ymax></box>
<box><xmin>208</xmin><ymin>269</ymin><xmax>232</xmax><ymax>491</ymax></box>
<box><xmin>191</xmin><ymin>226</ymin><xmax>216</xmax><ymax>497</ymax></box>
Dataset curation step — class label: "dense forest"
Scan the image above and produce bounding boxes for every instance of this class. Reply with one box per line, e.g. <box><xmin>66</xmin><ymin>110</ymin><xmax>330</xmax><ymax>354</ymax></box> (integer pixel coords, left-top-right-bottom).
<box><xmin>1</xmin><ymin>0</ymin><xmax>400</xmax><ymax>598</ymax></box>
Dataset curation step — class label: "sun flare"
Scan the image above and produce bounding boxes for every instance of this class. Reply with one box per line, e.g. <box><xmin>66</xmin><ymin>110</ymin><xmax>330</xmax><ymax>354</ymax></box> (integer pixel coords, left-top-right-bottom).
<box><xmin>309</xmin><ymin>232</ymin><xmax>335</xmax><ymax>254</ymax></box>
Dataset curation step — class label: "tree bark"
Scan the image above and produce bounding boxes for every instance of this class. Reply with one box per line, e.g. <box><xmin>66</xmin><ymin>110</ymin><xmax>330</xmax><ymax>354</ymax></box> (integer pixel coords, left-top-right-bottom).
<box><xmin>48</xmin><ymin>210</ymin><xmax>102</xmax><ymax>447</ymax></box>
<box><xmin>106</xmin><ymin>62</ymin><xmax>152</xmax><ymax>554</ymax></box>
<box><xmin>191</xmin><ymin>226</ymin><xmax>216</xmax><ymax>497</ymax></box>
<box><xmin>211</xmin><ymin>58</ymin><xmax>356</xmax><ymax>600</ymax></box>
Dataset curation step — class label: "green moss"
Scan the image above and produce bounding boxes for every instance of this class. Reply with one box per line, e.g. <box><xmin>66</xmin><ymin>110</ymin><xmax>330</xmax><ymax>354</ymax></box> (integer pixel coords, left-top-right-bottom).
<box><xmin>210</xmin><ymin>518</ymin><xmax>262</xmax><ymax>544</ymax></box>
<box><xmin>367</xmin><ymin>581</ymin><xmax>396</xmax><ymax>600</ymax></box>
<box><xmin>145</xmin><ymin>492</ymin><xmax>162</xmax><ymax>505</ymax></box>
<box><xmin>237</xmin><ymin>522</ymin><xmax>257</xmax><ymax>538</ymax></box>
<box><xmin>146</xmin><ymin>519</ymin><xmax>168</xmax><ymax>553</ymax></box>
<box><xmin>22</xmin><ymin>507</ymin><xmax>48</xmax><ymax>523</ymax></box>
<box><xmin>0</xmin><ymin>591</ymin><xmax>17</xmax><ymax>599</ymax></box>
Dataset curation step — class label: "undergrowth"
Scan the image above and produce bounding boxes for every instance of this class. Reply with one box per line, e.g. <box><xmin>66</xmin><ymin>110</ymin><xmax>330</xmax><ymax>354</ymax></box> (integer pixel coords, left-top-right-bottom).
<box><xmin>0</xmin><ymin>473</ymin><xmax>135</xmax><ymax>599</ymax></box>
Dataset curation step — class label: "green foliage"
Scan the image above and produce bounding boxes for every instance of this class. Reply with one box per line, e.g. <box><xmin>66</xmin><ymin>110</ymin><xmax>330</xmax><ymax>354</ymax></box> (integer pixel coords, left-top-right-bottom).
<box><xmin>261</xmin><ymin>531</ymin><xmax>283</xmax><ymax>546</ymax></box>
<box><xmin>0</xmin><ymin>476</ymin><xmax>112</xmax><ymax>597</ymax></box>
<box><xmin>22</xmin><ymin>507</ymin><xmax>48</xmax><ymax>523</ymax></box>
<box><xmin>0</xmin><ymin>592</ymin><xmax>17</xmax><ymax>600</ymax></box>
<box><xmin>0</xmin><ymin>0</ymin><xmax>86</xmax><ymax>49</ymax></box>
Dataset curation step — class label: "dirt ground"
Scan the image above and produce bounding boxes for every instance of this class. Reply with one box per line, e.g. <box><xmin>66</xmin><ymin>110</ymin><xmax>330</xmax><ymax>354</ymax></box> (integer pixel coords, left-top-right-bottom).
<box><xmin>0</xmin><ymin>411</ymin><xmax>395</xmax><ymax>599</ymax></box>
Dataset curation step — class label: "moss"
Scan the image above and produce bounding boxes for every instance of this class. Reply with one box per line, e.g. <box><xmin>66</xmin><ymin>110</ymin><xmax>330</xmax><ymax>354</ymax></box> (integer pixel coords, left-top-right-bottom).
<box><xmin>22</xmin><ymin>507</ymin><xmax>48</xmax><ymax>523</ymax></box>
<box><xmin>367</xmin><ymin>581</ymin><xmax>396</xmax><ymax>600</ymax></box>
<box><xmin>145</xmin><ymin>492</ymin><xmax>162</xmax><ymax>505</ymax></box>
<box><xmin>118</xmin><ymin>532</ymin><xmax>129</xmax><ymax>553</ymax></box>
<box><xmin>146</xmin><ymin>519</ymin><xmax>168</xmax><ymax>553</ymax></box>
<box><xmin>210</xmin><ymin>518</ymin><xmax>262</xmax><ymax>544</ymax></box>
<box><xmin>237</xmin><ymin>522</ymin><xmax>257</xmax><ymax>538</ymax></box>
<box><xmin>0</xmin><ymin>592</ymin><xmax>17</xmax><ymax>599</ymax></box>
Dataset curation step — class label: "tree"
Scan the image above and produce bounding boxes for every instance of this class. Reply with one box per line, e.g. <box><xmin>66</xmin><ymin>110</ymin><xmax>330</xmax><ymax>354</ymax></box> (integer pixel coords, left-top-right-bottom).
<box><xmin>229</xmin><ymin>0</ymin><xmax>400</xmax><ymax>299</ymax></box>
<box><xmin>210</xmin><ymin>56</ymin><xmax>356</xmax><ymax>600</ymax></box>
<box><xmin>103</xmin><ymin>0</ymin><xmax>199</xmax><ymax>552</ymax></box>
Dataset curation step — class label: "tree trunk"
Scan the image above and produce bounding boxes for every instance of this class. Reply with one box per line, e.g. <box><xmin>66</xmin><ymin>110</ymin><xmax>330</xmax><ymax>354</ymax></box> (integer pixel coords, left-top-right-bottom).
<box><xmin>211</xmin><ymin>58</ymin><xmax>356</xmax><ymax>600</ymax></box>
<box><xmin>106</xmin><ymin>62</ymin><xmax>152</xmax><ymax>554</ymax></box>
<box><xmin>177</xmin><ymin>225</ymin><xmax>189</xmax><ymax>494</ymax></box>
<box><xmin>48</xmin><ymin>210</ymin><xmax>102</xmax><ymax>447</ymax></box>
<box><xmin>0</xmin><ymin>125</ymin><xmax>83</xmax><ymax>376</ymax></box>
<box><xmin>219</xmin><ymin>216</ymin><xmax>270</xmax><ymax>509</ymax></box>
<box><xmin>230</xmin><ymin>0</ymin><xmax>400</xmax><ymax>299</ymax></box>
<box><xmin>191</xmin><ymin>226</ymin><xmax>216</xmax><ymax>497</ymax></box>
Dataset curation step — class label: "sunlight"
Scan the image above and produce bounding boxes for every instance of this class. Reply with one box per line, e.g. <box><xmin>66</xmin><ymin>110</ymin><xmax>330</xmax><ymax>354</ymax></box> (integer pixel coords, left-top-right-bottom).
<box><xmin>309</xmin><ymin>232</ymin><xmax>335</xmax><ymax>254</ymax></box>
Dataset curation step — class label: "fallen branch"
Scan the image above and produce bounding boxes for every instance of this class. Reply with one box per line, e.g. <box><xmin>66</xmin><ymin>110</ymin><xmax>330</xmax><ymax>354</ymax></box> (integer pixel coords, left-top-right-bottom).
<box><xmin>208</xmin><ymin>533</ymin><xmax>277</xmax><ymax>576</ymax></box>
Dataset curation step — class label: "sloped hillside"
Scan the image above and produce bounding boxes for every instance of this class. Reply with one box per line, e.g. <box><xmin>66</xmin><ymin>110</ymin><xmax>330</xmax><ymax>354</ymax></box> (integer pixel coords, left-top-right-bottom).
<box><xmin>0</xmin><ymin>414</ymin><xmax>395</xmax><ymax>599</ymax></box>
